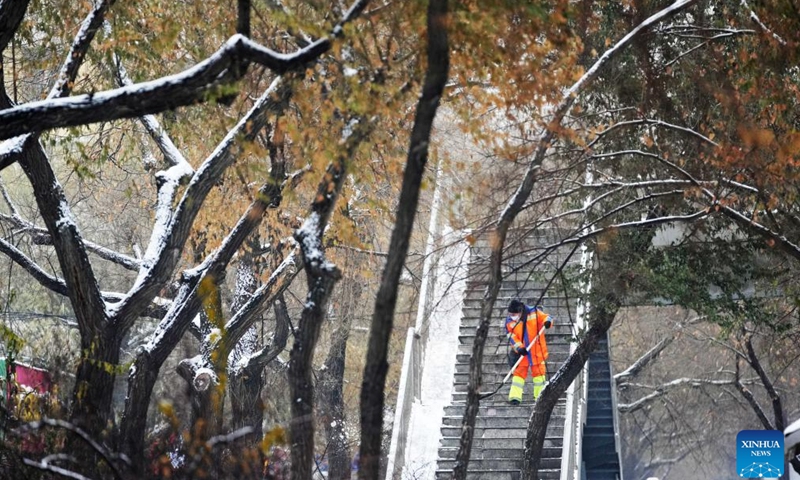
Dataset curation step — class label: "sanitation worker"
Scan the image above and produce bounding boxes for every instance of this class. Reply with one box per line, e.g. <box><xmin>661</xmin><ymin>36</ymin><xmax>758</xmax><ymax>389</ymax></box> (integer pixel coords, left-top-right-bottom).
<box><xmin>505</xmin><ymin>299</ymin><xmax>552</xmax><ymax>405</ymax></box>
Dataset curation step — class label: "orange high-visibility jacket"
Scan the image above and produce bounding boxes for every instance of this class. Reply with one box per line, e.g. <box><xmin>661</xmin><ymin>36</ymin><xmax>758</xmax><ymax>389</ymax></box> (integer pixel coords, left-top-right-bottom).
<box><xmin>505</xmin><ymin>305</ymin><xmax>549</xmax><ymax>366</ymax></box>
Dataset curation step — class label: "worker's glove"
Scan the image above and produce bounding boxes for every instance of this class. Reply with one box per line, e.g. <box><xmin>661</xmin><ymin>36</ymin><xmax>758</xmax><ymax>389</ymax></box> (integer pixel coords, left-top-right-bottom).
<box><xmin>516</xmin><ymin>345</ymin><xmax>527</xmax><ymax>355</ymax></box>
<box><xmin>544</xmin><ymin>317</ymin><xmax>552</xmax><ymax>329</ymax></box>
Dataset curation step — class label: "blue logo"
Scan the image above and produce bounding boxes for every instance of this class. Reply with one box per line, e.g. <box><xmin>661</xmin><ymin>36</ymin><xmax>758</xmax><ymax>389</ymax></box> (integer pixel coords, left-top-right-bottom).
<box><xmin>737</xmin><ymin>430</ymin><xmax>784</xmax><ymax>478</ymax></box>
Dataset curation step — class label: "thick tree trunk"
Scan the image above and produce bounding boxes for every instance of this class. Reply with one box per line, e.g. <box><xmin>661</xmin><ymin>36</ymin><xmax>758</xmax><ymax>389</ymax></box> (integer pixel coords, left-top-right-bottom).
<box><xmin>289</xmin><ymin>270</ymin><xmax>341</xmax><ymax>480</ymax></box>
<box><xmin>229</xmin><ymin>293</ymin><xmax>291</xmax><ymax>447</ymax></box>
<box><xmin>70</xmin><ymin>331</ymin><xmax>123</xmax><ymax>438</ymax></box>
<box><xmin>229</xmin><ymin>366</ymin><xmax>265</xmax><ymax>440</ymax></box>
<box><xmin>64</xmin><ymin>329</ymin><xmax>123</xmax><ymax>478</ymax></box>
<box><xmin>290</xmin><ymin>108</ymin><xmax>365</xmax><ymax>479</ymax></box>
<box><xmin>119</xmin><ymin>352</ymin><xmax>161</xmax><ymax>475</ymax></box>
<box><xmin>358</xmin><ymin>0</ymin><xmax>449</xmax><ymax>476</ymax></box>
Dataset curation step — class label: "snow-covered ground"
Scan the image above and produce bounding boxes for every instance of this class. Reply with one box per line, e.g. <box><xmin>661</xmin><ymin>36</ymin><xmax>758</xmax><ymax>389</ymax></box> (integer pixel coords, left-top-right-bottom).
<box><xmin>401</xmin><ymin>227</ymin><xmax>469</xmax><ymax>480</ymax></box>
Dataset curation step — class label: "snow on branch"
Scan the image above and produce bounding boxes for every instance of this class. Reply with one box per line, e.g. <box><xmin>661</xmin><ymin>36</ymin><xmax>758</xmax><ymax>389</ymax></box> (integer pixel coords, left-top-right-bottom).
<box><xmin>499</xmin><ymin>0</ymin><xmax>699</xmax><ymax>224</ymax></box>
<box><xmin>618</xmin><ymin>377</ymin><xmax>736</xmax><ymax>413</ymax></box>
<box><xmin>111</xmin><ymin>76</ymin><xmax>286</xmax><ymax>328</ymax></box>
<box><xmin>0</xmin><ymin>236</ymin><xmax>166</xmax><ymax>318</ymax></box>
<box><xmin>0</xmin><ymin>237</ymin><xmax>69</xmax><ymax>295</ymax></box>
<box><xmin>0</xmin><ymin>212</ymin><xmax>140</xmax><ymax>271</ymax></box>
<box><xmin>719</xmin><ymin>205</ymin><xmax>800</xmax><ymax>262</ymax></box>
<box><xmin>21</xmin><ymin>459</ymin><xmax>93</xmax><ymax>480</ymax></box>
<box><xmin>565</xmin><ymin>0</ymin><xmax>699</xmax><ymax>99</ymax></box>
<box><xmin>615</xmin><ymin>336</ymin><xmax>675</xmax><ymax>385</ymax></box>
<box><xmin>139</xmin><ymin>165</ymin><xmax>297</xmax><ymax>353</ymax></box>
<box><xmin>222</xmin><ymin>248</ymin><xmax>301</xmax><ymax>355</ymax></box>
<box><xmin>541</xmin><ymin>210</ymin><xmax>711</xmax><ymax>252</ymax></box>
<box><xmin>663</xmin><ymin>29</ymin><xmax>754</xmax><ymax>68</ymax></box>
<box><xmin>587</xmin><ymin>118</ymin><xmax>719</xmax><ymax>148</ymax></box>
<box><xmin>740</xmin><ymin>0</ymin><xmax>787</xmax><ymax>45</ymax></box>
<box><xmin>531</xmin><ymin>186</ymin><xmax>685</xmax><ymax>229</ymax></box>
<box><xmin>592</xmin><ymin>149</ymin><xmax>718</xmax><ymax>201</ymax></box>
<box><xmin>113</xmin><ymin>56</ymin><xmax>193</xmax><ymax>172</ymax></box>
<box><xmin>0</xmin><ymin>0</ymin><xmax>114</xmax><ymax>168</ymax></box>
<box><xmin>48</xmin><ymin>0</ymin><xmax>115</xmax><ymax>100</ymax></box>
<box><xmin>0</xmin><ymin>0</ymin><xmax>371</xmax><ymax>141</ymax></box>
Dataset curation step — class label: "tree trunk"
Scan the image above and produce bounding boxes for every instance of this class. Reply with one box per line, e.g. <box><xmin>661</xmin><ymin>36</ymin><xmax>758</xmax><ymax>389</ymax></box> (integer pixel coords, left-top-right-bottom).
<box><xmin>69</xmin><ymin>330</ymin><xmax>123</xmax><ymax>476</ymax></box>
<box><xmin>118</xmin><ymin>273</ymin><xmax>206</xmax><ymax>471</ymax></box>
<box><xmin>319</xmin><ymin>313</ymin><xmax>352</xmax><ymax>480</ymax></box>
<box><xmin>229</xmin><ymin>293</ymin><xmax>291</xmax><ymax>447</ymax></box>
<box><xmin>358</xmin><ymin>0</ymin><xmax>449</xmax><ymax>476</ymax></box>
<box><xmin>229</xmin><ymin>365</ymin><xmax>266</xmax><ymax>440</ymax></box>
<box><xmin>289</xmin><ymin>270</ymin><xmax>341</xmax><ymax>480</ymax></box>
<box><xmin>119</xmin><ymin>351</ymin><xmax>161</xmax><ymax>475</ymax></box>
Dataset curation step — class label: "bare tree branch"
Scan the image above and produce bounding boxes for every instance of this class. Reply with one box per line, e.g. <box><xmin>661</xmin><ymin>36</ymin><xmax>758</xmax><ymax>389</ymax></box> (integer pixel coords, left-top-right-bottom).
<box><xmin>587</xmin><ymin>118</ymin><xmax>719</xmax><ymax>149</ymax></box>
<box><xmin>735</xmin><ymin>354</ymin><xmax>774</xmax><ymax>429</ymax></box>
<box><xmin>615</xmin><ymin>336</ymin><xmax>675</xmax><ymax>385</ymax></box>
<box><xmin>740</xmin><ymin>0</ymin><xmax>787</xmax><ymax>45</ymax></box>
<box><xmin>744</xmin><ymin>332</ymin><xmax>785</xmax><ymax>431</ymax></box>
<box><xmin>21</xmin><ymin>459</ymin><xmax>94</xmax><ymax>480</ymax></box>
<box><xmin>0</xmin><ymin>212</ymin><xmax>140</xmax><ymax>270</ymax></box>
<box><xmin>113</xmin><ymin>56</ymin><xmax>193</xmax><ymax>172</ymax></box>
<box><xmin>16</xmin><ymin>417</ymin><xmax>129</xmax><ymax>480</ymax></box>
<box><xmin>618</xmin><ymin>378</ymin><xmax>736</xmax><ymax>413</ymax></box>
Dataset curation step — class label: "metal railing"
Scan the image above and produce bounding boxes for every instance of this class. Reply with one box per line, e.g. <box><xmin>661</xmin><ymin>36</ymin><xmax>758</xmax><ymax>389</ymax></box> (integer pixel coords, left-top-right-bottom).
<box><xmin>385</xmin><ymin>327</ymin><xmax>422</xmax><ymax>480</ymax></box>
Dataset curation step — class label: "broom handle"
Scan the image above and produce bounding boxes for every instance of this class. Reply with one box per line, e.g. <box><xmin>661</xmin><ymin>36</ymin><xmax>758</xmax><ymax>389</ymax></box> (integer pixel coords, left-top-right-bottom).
<box><xmin>501</xmin><ymin>324</ymin><xmax>547</xmax><ymax>385</ymax></box>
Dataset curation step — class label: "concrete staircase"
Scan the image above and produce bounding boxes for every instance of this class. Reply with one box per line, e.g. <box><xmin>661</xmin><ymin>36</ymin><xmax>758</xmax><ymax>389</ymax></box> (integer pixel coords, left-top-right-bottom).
<box><xmin>433</xmin><ymin>232</ymin><xmax>580</xmax><ymax>480</ymax></box>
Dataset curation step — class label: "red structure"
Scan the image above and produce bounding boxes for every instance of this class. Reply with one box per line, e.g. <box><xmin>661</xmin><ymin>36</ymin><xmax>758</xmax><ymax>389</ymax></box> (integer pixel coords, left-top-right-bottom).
<box><xmin>0</xmin><ymin>358</ymin><xmax>52</xmax><ymax>405</ymax></box>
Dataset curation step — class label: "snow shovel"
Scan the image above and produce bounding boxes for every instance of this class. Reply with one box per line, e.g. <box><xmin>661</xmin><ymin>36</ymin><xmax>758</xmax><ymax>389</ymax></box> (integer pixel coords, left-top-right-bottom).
<box><xmin>478</xmin><ymin>324</ymin><xmax>547</xmax><ymax>401</ymax></box>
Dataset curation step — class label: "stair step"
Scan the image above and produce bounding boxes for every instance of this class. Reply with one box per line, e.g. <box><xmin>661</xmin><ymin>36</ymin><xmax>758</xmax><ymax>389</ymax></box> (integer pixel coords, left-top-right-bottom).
<box><xmin>459</xmin><ymin>325</ymin><xmax>575</xmax><ymax>336</ymax></box>
<box><xmin>439</xmin><ymin>436</ymin><xmax>564</xmax><ymax>449</ymax></box>
<box><xmin>451</xmin><ymin>381</ymin><xmax>571</xmax><ymax>393</ymax></box>
<box><xmin>584</xmin><ymin>458</ymin><xmax>621</xmax><ymax>470</ymax></box>
<box><xmin>444</xmin><ymin>402</ymin><xmax>567</xmax><ymax>418</ymax></box>
<box><xmin>585</xmin><ymin>416</ymin><xmax>614</xmax><ymax>428</ymax></box>
<box><xmin>437</xmin><ymin>446</ymin><xmax>563</xmax><ymax>460</ymax></box>
<box><xmin>458</xmin><ymin>333</ymin><xmax>574</xmax><ymax>345</ymax></box>
<box><xmin>427</xmin><ymin>233</ymin><xmax>600</xmax><ymax>480</ymax></box>
<box><xmin>440</xmin><ymin>425</ymin><xmax>564</xmax><ymax>438</ymax></box>
<box><xmin>434</xmin><ymin>468</ymin><xmax>561</xmax><ymax>480</ymax></box>
<box><xmin>443</xmin><ymin>404</ymin><xmax>567</xmax><ymax>417</ymax></box>
<box><xmin>437</xmin><ymin>457</ymin><xmax>562</xmax><ymax>471</ymax></box>
<box><xmin>448</xmin><ymin>392</ymin><xmax>568</xmax><ymax>404</ymax></box>
<box><xmin>584</xmin><ymin>425</ymin><xmax>615</xmax><ymax>436</ymax></box>
<box><xmin>453</xmin><ymin>361</ymin><xmax>572</xmax><ymax>374</ymax></box>
<box><xmin>441</xmin><ymin>414</ymin><xmax>566</xmax><ymax>428</ymax></box>
<box><xmin>456</xmin><ymin>353</ymin><xmax>571</xmax><ymax>364</ymax></box>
